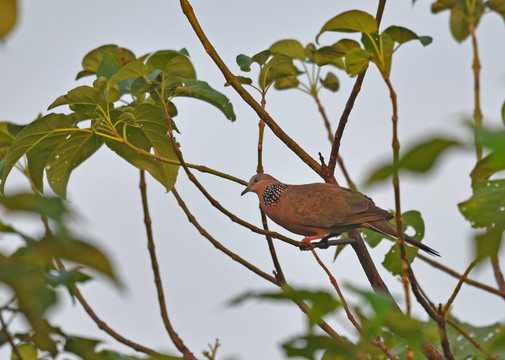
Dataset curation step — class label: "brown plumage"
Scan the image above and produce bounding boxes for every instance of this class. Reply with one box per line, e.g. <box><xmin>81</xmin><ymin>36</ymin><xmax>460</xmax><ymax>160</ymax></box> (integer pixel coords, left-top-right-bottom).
<box><xmin>241</xmin><ymin>173</ymin><xmax>439</xmax><ymax>256</ymax></box>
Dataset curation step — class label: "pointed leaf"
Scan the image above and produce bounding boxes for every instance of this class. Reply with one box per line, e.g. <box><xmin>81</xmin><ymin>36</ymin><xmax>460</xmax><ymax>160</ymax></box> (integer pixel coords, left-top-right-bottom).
<box><xmin>1</xmin><ymin>114</ymin><xmax>77</xmax><ymax>193</ymax></box>
<box><xmin>385</xmin><ymin>26</ymin><xmax>421</xmax><ymax>44</ymax></box>
<box><xmin>366</xmin><ymin>138</ymin><xmax>458</xmax><ymax>185</ymax></box>
<box><xmin>173</xmin><ymin>77</ymin><xmax>236</xmax><ymax>121</ymax></box>
<box><xmin>46</xmin><ymin>131</ymin><xmax>104</xmax><ymax>198</ymax></box>
<box><xmin>225</xmin><ymin>76</ymin><xmax>252</xmax><ymax>86</ymax></box>
<box><xmin>344</xmin><ymin>48</ymin><xmax>371</xmax><ymax>76</ymax></box>
<box><xmin>314</xmin><ymin>39</ymin><xmax>360</xmax><ymax>65</ymax></box>
<box><xmin>251</xmin><ymin>50</ymin><xmax>271</xmax><ymax>66</ymax></box>
<box><xmin>317</xmin><ymin>10</ymin><xmax>378</xmax><ymax>42</ymax></box>
<box><xmin>320</xmin><ymin>72</ymin><xmax>340</xmax><ymax>92</ymax></box>
<box><xmin>40</xmin><ymin>236</ymin><xmax>115</xmax><ymax>279</ymax></box>
<box><xmin>269</xmin><ymin>39</ymin><xmax>306</xmax><ymax>60</ymax></box>
<box><xmin>0</xmin><ymin>193</ymin><xmax>66</xmax><ymax>221</ymax></box>
<box><xmin>470</xmin><ymin>152</ymin><xmax>505</xmax><ymax>186</ymax></box>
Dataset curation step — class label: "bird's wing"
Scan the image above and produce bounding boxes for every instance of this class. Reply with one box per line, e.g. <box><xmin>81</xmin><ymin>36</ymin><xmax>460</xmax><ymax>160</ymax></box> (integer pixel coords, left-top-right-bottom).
<box><xmin>286</xmin><ymin>184</ymin><xmax>392</xmax><ymax>230</ymax></box>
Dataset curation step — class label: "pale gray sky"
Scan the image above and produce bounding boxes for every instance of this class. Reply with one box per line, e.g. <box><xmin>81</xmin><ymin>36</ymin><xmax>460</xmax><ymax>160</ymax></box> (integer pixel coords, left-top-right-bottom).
<box><xmin>1</xmin><ymin>1</ymin><xmax>505</xmax><ymax>359</ymax></box>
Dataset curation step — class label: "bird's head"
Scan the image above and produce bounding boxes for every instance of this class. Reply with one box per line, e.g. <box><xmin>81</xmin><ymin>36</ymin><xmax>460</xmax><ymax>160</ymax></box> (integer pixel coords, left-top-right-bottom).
<box><xmin>241</xmin><ymin>173</ymin><xmax>278</xmax><ymax>196</ymax></box>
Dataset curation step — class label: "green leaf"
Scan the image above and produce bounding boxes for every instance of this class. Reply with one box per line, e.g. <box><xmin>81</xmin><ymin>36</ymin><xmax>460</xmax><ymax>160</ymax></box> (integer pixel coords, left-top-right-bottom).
<box><xmin>251</xmin><ymin>50</ymin><xmax>271</xmax><ymax>66</ymax></box>
<box><xmin>314</xmin><ymin>39</ymin><xmax>360</xmax><ymax>66</ymax></box>
<box><xmin>389</xmin><ymin>234</ymin><xmax>422</xmax><ymax>264</ymax></box>
<box><xmin>385</xmin><ymin>26</ymin><xmax>418</xmax><ymax>43</ymax></box>
<box><xmin>46</xmin><ymin>268</ymin><xmax>92</xmax><ymax>293</ymax></box>
<box><xmin>269</xmin><ymin>39</ymin><xmax>306</xmax><ymax>60</ymax></box>
<box><xmin>259</xmin><ymin>54</ymin><xmax>298</xmax><ymax>90</ymax></box>
<box><xmin>431</xmin><ymin>0</ymin><xmax>455</xmax><ymax>13</ymax></box>
<box><xmin>448</xmin><ymin>318</ymin><xmax>505</xmax><ymax>359</ymax></box>
<box><xmin>282</xmin><ymin>335</ymin><xmax>355</xmax><ymax>360</ymax></box>
<box><xmin>449</xmin><ymin>0</ymin><xmax>485</xmax><ymax>42</ymax></box>
<box><xmin>344</xmin><ymin>48</ymin><xmax>371</xmax><ymax>76</ymax></box>
<box><xmin>489</xmin><ymin>0</ymin><xmax>505</xmax><ymax>21</ymax></box>
<box><xmin>225</xmin><ymin>75</ymin><xmax>252</xmax><ymax>86</ymax></box>
<box><xmin>320</xmin><ymin>72</ymin><xmax>340</xmax><ymax>92</ymax></box>
<box><xmin>11</xmin><ymin>343</ymin><xmax>38</xmax><ymax>360</ymax></box>
<box><xmin>173</xmin><ymin>77</ymin><xmax>236</xmax><ymax>121</ymax></box>
<box><xmin>45</xmin><ymin>131</ymin><xmax>104</xmax><ymax>198</ymax></box>
<box><xmin>40</xmin><ymin>236</ymin><xmax>115</xmax><ymax>279</ymax></box>
<box><xmin>273</xmin><ymin>76</ymin><xmax>299</xmax><ymax>90</ymax></box>
<box><xmin>317</xmin><ymin>10</ymin><xmax>378</xmax><ymax>42</ymax></box>
<box><xmin>399</xmin><ymin>138</ymin><xmax>459</xmax><ymax>172</ymax></box>
<box><xmin>459</xmin><ymin>180</ymin><xmax>505</xmax><ymax>228</ymax></box>
<box><xmin>105</xmin><ymin>105</ymin><xmax>179</xmax><ymax>192</ymax></box>
<box><xmin>0</xmin><ymin>194</ymin><xmax>66</xmax><ymax>221</ymax></box>
<box><xmin>108</xmin><ymin>60</ymin><xmax>150</xmax><ymax>88</ymax></box>
<box><xmin>236</xmin><ymin>54</ymin><xmax>252</xmax><ymax>71</ymax></box>
<box><xmin>304</xmin><ymin>43</ymin><xmax>316</xmax><ymax>62</ymax></box>
<box><xmin>148</xmin><ymin>50</ymin><xmax>196</xmax><ymax>79</ymax></box>
<box><xmin>475</xmin><ymin>227</ymin><xmax>503</xmax><ymax>259</ymax></box>
<box><xmin>470</xmin><ymin>152</ymin><xmax>505</xmax><ymax>186</ymax></box>
<box><xmin>0</xmin><ymin>0</ymin><xmax>17</xmax><ymax>39</ymax></box>
<box><xmin>48</xmin><ymin>85</ymin><xmax>104</xmax><ymax>110</ymax></box>
<box><xmin>477</xmin><ymin>126</ymin><xmax>505</xmax><ymax>153</ymax></box>
<box><xmin>78</xmin><ymin>45</ymin><xmax>135</xmax><ymax>79</ymax></box>
<box><xmin>1</xmin><ymin>113</ymin><xmax>76</xmax><ymax>193</ymax></box>
<box><xmin>231</xmin><ymin>288</ymin><xmax>341</xmax><ymax>327</ymax></box>
<box><xmin>366</xmin><ymin>138</ymin><xmax>459</xmax><ymax>185</ymax></box>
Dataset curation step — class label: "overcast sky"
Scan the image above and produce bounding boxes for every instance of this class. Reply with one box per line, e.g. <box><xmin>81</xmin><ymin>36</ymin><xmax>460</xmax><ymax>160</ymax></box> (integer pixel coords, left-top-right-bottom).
<box><xmin>1</xmin><ymin>1</ymin><xmax>505</xmax><ymax>359</ymax></box>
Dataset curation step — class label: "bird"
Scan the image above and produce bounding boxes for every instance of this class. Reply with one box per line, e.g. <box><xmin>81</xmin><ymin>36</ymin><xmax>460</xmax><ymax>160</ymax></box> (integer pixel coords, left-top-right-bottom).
<box><xmin>241</xmin><ymin>173</ymin><xmax>439</xmax><ymax>256</ymax></box>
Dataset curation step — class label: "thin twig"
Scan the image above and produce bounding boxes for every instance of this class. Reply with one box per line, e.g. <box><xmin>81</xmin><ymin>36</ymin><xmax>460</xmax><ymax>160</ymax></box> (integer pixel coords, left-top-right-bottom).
<box><xmin>159</xmin><ymin>101</ymin><xmax>300</xmax><ymax>248</ymax></box>
<box><xmin>54</xmin><ymin>258</ymin><xmax>159</xmax><ymax>356</ymax></box>
<box><xmin>309</xmin><ymin>247</ymin><xmax>362</xmax><ymax>332</ymax></box>
<box><xmin>260</xmin><ymin>210</ymin><xmax>286</xmax><ymax>284</ymax></box>
<box><xmin>172</xmin><ymin>187</ymin><xmax>277</xmax><ymax>284</ymax></box>
<box><xmin>419</xmin><ymin>254</ymin><xmax>505</xmax><ymax>298</ymax></box>
<box><xmin>139</xmin><ymin>170</ymin><xmax>197</xmax><ymax>359</ymax></box>
<box><xmin>179</xmin><ymin>0</ymin><xmax>322</xmax><ymax>176</ymax></box>
<box><xmin>437</xmin><ymin>305</ymin><xmax>456</xmax><ymax>360</ymax></box>
<box><xmin>326</xmin><ymin>0</ymin><xmax>387</xmax><ymax>178</ymax></box>
<box><xmin>469</xmin><ymin>22</ymin><xmax>483</xmax><ymax>161</ymax></box>
<box><xmin>491</xmin><ymin>255</ymin><xmax>505</xmax><ymax>292</ymax></box>
<box><xmin>0</xmin><ymin>311</ymin><xmax>23</xmax><ymax>360</ymax></box>
<box><xmin>443</xmin><ymin>259</ymin><xmax>478</xmax><ymax>314</ymax></box>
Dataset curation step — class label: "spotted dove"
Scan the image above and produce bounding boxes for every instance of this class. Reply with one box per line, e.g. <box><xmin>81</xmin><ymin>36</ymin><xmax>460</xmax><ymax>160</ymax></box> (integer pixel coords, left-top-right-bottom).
<box><xmin>241</xmin><ymin>173</ymin><xmax>439</xmax><ymax>256</ymax></box>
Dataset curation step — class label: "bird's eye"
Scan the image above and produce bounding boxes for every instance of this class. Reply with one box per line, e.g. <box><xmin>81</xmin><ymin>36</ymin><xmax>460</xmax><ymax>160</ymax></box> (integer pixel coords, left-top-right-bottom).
<box><xmin>254</xmin><ymin>178</ymin><xmax>258</xmax><ymax>183</ymax></box>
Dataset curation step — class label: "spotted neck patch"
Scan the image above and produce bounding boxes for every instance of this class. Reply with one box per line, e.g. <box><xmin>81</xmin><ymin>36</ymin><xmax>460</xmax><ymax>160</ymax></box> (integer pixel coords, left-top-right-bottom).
<box><xmin>262</xmin><ymin>182</ymin><xmax>287</xmax><ymax>207</ymax></box>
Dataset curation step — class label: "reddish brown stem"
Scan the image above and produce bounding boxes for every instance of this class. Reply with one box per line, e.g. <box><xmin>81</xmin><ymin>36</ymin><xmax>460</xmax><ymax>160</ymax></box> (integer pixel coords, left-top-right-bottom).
<box><xmin>139</xmin><ymin>171</ymin><xmax>197</xmax><ymax>359</ymax></box>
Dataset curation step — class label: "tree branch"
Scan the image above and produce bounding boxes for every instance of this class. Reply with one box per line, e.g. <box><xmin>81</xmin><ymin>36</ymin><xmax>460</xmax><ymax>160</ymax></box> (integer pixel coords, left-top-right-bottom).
<box><xmin>326</xmin><ymin>0</ymin><xmax>388</xmax><ymax>178</ymax></box>
<box><xmin>179</xmin><ymin>0</ymin><xmax>322</xmax><ymax>175</ymax></box>
<box><xmin>172</xmin><ymin>187</ymin><xmax>277</xmax><ymax>284</ymax></box>
<box><xmin>139</xmin><ymin>170</ymin><xmax>197</xmax><ymax>359</ymax></box>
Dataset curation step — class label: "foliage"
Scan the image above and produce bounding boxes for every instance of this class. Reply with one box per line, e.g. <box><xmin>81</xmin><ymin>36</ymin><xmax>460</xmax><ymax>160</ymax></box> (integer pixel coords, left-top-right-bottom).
<box><xmin>1</xmin><ymin>1</ymin><xmax>505</xmax><ymax>360</ymax></box>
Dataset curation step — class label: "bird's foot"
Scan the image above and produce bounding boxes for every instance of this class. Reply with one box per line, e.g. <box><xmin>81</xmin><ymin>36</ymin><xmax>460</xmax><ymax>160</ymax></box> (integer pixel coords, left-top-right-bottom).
<box><xmin>300</xmin><ymin>236</ymin><xmax>319</xmax><ymax>250</ymax></box>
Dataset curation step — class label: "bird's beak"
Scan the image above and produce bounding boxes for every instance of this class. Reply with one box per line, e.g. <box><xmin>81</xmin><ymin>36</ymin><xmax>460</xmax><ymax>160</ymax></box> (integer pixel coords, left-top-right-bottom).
<box><xmin>241</xmin><ymin>186</ymin><xmax>251</xmax><ymax>196</ymax></box>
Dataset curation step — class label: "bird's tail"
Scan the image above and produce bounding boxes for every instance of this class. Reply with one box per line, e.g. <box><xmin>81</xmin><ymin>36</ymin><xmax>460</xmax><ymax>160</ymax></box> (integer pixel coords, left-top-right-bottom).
<box><xmin>364</xmin><ymin>220</ymin><xmax>440</xmax><ymax>257</ymax></box>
